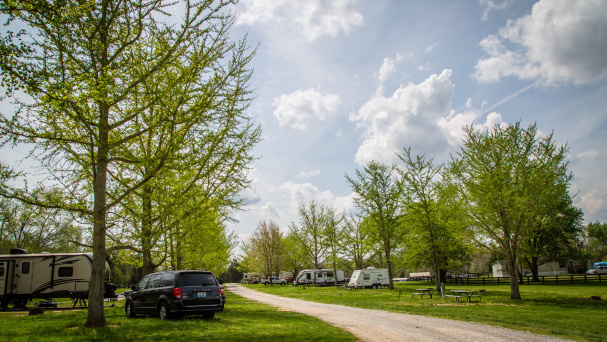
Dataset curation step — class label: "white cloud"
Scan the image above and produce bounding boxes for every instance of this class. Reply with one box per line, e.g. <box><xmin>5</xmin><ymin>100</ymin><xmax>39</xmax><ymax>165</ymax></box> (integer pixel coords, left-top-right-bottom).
<box><xmin>474</xmin><ymin>0</ymin><xmax>607</xmax><ymax>85</ymax></box>
<box><xmin>568</xmin><ymin>149</ymin><xmax>601</xmax><ymax>162</ymax></box>
<box><xmin>479</xmin><ymin>0</ymin><xmax>511</xmax><ymax>21</ymax></box>
<box><xmin>351</xmin><ymin>69</ymin><xmax>505</xmax><ymax>165</ymax></box>
<box><xmin>578</xmin><ymin>189</ymin><xmax>607</xmax><ymax>216</ymax></box>
<box><xmin>273</xmin><ymin>88</ymin><xmax>341</xmax><ymax>130</ymax></box>
<box><xmin>376</xmin><ymin>53</ymin><xmax>409</xmax><ymax>83</ymax></box>
<box><xmin>298</xmin><ymin>169</ymin><xmax>321</xmax><ymax>178</ymax></box>
<box><xmin>425</xmin><ymin>42</ymin><xmax>439</xmax><ymax>53</ymax></box>
<box><xmin>235</xmin><ymin>0</ymin><xmax>363</xmax><ymax>41</ymax></box>
<box><xmin>279</xmin><ymin>181</ymin><xmax>356</xmax><ymax>214</ymax></box>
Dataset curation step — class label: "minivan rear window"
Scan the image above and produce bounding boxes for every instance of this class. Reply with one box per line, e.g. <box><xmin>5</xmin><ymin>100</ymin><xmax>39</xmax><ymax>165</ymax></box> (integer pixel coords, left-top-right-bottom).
<box><xmin>180</xmin><ymin>273</ymin><xmax>216</xmax><ymax>286</ymax></box>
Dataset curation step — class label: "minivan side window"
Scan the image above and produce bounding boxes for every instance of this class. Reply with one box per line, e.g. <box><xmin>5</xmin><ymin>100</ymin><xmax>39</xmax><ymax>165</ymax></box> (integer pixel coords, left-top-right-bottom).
<box><xmin>138</xmin><ymin>275</ymin><xmax>151</xmax><ymax>291</ymax></box>
<box><xmin>147</xmin><ymin>274</ymin><xmax>163</xmax><ymax>289</ymax></box>
<box><xmin>162</xmin><ymin>272</ymin><xmax>175</xmax><ymax>286</ymax></box>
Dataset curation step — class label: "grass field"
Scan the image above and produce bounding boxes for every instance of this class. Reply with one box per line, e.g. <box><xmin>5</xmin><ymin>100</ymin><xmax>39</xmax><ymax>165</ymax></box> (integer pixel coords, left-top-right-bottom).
<box><xmin>0</xmin><ymin>293</ymin><xmax>357</xmax><ymax>342</ymax></box>
<box><xmin>249</xmin><ymin>281</ymin><xmax>607</xmax><ymax>342</ymax></box>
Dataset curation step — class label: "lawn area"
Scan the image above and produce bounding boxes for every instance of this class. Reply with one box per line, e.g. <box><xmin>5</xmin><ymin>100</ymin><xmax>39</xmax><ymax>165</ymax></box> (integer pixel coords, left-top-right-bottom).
<box><xmin>0</xmin><ymin>292</ymin><xmax>357</xmax><ymax>342</ymax></box>
<box><xmin>249</xmin><ymin>281</ymin><xmax>607</xmax><ymax>342</ymax></box>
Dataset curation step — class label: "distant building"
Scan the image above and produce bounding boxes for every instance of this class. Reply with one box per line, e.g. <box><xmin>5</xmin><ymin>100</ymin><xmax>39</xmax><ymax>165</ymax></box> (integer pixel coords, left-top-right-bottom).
<box><xmin>492</xmin><ymin>260</ymin><xmax>568</xmax><ymax>277</ymax></box>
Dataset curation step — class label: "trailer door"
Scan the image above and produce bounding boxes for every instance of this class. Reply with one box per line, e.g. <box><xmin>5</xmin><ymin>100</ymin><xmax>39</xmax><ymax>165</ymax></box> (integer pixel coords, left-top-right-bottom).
<box><xmin>13</xmin><ymin>259</ymin><xmax>34</xmax><ymax>294</ymax></box>
<box><xmin>0</xmin><ymin>261</ymin><xmax>6</xmax><ymax>295</ymax></box>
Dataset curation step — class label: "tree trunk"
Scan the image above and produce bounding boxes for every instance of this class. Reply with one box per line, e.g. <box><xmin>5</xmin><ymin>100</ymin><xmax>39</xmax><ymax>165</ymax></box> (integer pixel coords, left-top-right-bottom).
<box><xmin>531</xmin><ymin>257</ymin><xmax>540</xmax><ymax>282</ymax></box>
<box><xmin>506</xmin><ymin>251</ymin><xmax>521</xmax><ymax>299</ymax></box>
<box><xmin>85</xmin><ymin>103</ymin><xmax>110</xmax><ymax>328</ymax></box>
<box><xmin>141</xmin><ymin>185</ymin><xmax>154</xmax><ymax>275</ymax></box>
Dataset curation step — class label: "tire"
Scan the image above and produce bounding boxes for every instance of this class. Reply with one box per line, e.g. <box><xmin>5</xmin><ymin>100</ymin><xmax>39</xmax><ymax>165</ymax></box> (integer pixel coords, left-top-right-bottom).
<box><xmin>158</xmin><ymin>302</ymin><xmax>172</xmax><ymax>320</ymax></box>
<box><xmin>372</xmin><ymin>284</ymin><xmax>378</xmax><ymax>290</ymax></box>
<box><xmin>280</xmin><ymin>282</ymin><xmax>285</xmax><ymax>286</ymax></box>
<box><xmin>202</xmin><ymin>311</ymin><xmax>215</xmax><ymax>319</ymax></box>
<box><xmin>264</xmin><ymin>282</ymin><xmax>269</xmax><ymax>286</ymax></box>
<box><xmin>125</xmin><ymin>301</ymin><xmax>136</xmax><ymax>318</ymax></box>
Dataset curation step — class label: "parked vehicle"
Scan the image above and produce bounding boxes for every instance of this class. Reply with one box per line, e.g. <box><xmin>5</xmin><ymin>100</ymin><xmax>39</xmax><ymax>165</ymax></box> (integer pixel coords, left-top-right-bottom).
<box><xmin>219</xmin><ymin>285</ymin><xmax>226</xmax><ymax>310</ymax></box>
<box><xmin>241</xmin><ymin>273</ymin><xmax>262</xmax><ymax>284</ymax></box>
<box><xmin>348</xmin><ymin>267</ymin><xmax>389</xmax><ymax>289</ymax></box>
<box><xmin>0</xmin><ymin>248</ymin><xmax>116</xmax><ymax>310</ymax></box>
<box><xmin>125</xmin><ymin>270</ymin><xmax>223</xmax><ymax>320</ymax></box>
<box><xmin>262</xmin><ymin>276</ymin><xmax>286</xmax><ymax>285</ymax></box>
<box><xmin>586</xmin><ymin>266</ymin><xmax>607</xmax><ymax>275</ymax></box>
<box><xmin>592</xmin><ymin>262</ymin><xmax>607</xmax><ymax>268</ymax></box>
<box><xmin>293</xmin><ymin>269</ymin><xmax>345</xmax><ymax>286</ymax></box>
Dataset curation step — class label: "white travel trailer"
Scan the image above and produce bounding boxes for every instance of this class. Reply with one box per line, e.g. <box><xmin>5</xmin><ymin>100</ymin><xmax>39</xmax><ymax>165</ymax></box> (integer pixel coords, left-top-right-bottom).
<box><xmin>0</xmin><ymin>249</ymin><xmax>116</xmax><ymax>310</ymax></box>
<box><xmin>241</xmin><ymin>273</ymin><xmax>262</xmax><ymax>284</ymax></box>
<box><xmin>293</xmin><ymin>269</ymin><xmax>345</xmax><ymax>286</ymax></box>
<box><xmin>348</xmin><ymin>267</ymin><xmax>389</xmax><ymax>289</ymax></box>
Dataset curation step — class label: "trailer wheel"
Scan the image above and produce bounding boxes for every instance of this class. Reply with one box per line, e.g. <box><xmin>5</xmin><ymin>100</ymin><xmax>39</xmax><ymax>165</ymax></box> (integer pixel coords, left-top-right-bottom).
<box><xmin>280</xmin><ymin>282</ymin><xmax>285</xmax><ymax>286</ymax></box>
<box><xmin>125</xmin><ymin>301</ymin><xmax>136</xmax><ymax>318</ymax></box>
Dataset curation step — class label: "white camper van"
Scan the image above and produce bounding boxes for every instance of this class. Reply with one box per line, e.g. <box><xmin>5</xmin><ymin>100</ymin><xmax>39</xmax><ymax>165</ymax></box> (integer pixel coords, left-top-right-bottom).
<box><xmin>293</xmin><ymin>269</ymin><xmax>345</xmax><ymax>286</ymax></box>
<box><xmin>348</xmin><ymin>267</ymin><xmax>389</xmax><ymax>289</ymax></box>
<box><xmin>0</xmin><ymin>249</ymin><xmax>117</xmax><ymax>310</ymax></box>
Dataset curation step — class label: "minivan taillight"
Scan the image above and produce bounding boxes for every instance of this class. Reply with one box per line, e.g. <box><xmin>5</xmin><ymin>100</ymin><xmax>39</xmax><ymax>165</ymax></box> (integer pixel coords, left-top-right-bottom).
<box><xmin>174</xmin><ymin>287</ymin><xmax>182</xmax><ymax>299</ymax></box>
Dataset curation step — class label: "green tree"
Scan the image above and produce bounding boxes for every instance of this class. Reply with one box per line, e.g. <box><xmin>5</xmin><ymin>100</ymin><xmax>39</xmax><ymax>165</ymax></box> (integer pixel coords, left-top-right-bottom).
<box><xmin>521</xmin><ymin>194</ymin><xmax>583</xmax><ymax>281</ymax></box>
<box><xmin>242</xmin><ymin>220</ymin><xmax>283</xmax><ymax>283</ymax></box>
<box><xmin>346</xmin><ymin>161</ymin><xmax>403</xmax><ymax>290</ymax></box>
<box><xmin>289</xmin><ymin>200</ymin><xmax>329</xmax><ymax>269</ymax></box>
<box><xmin>586</xmin><ymin>221</ymin><xmax>607</xmax><ymax>261</ymax></box>
<box><xmin>450</xmin><ymin>122</ymin><xmax>571</xmax><ymax>299</ymax></box>
<box><xmin>282</xmin><ymin>232</ymin><xmax>308</xmax><ymax>279</ymax></box>
<box><xmin>0</xmin><ymin>1</ymin><xmax>256</xmax><ymax>326</ymax></box>
<box><xmin>322</xmin><ymin>205</ymin><xmax>345</xmax><ymax>286</ymax></box>
<box><xmin>398</xmin><ymin>148</ymin><xmax>470</xmax><ymax>291</ymax></box>
<box><xmin>343</xmin><ymin>215</ymin><xmax>372</xmax><ymax>270</ymax></box>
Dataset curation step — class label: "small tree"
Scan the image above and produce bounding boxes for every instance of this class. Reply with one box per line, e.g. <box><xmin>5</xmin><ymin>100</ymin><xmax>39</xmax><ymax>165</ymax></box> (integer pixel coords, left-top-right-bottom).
<box><xmin>243</xmin><ymin>220</ymin><xmax>283</xmax><ymax>284</ymax></box>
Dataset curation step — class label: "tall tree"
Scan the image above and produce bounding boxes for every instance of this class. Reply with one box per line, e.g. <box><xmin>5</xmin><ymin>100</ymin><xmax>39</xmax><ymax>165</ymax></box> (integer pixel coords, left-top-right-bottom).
<box><xmin>322</xmin><ymin>205</ymin><xmax>345</xmax><ymax>286</ymax></box>
<box><xmin>0</xmin><ymin>1</ymin><xmax>257</xmax><ymax>326</ymax></box>
<box><xmin>450</xmin><ymin>122</ymin><xmax>571</xmax><ymax>299</ymax></box>
<box><xmin>289</xmin><ymin>200</ymin><xmax>329</xmax><ymax>269</ymax></box>
<box><xmin>398</xmin><ymin>148</ymin><xmax>470</xmax><ymax>291</ymax></box>
<box><xmin>345</xmin><ymin>161</ymin><xmax>403</xmax><ymax>290</ymax></box>
<box><xmin>343</xmin><ymin>215</ymin><xmax>372</xmax><ymax>270</ymax></box>
<box><xmin>242</xmin><ymin>220</ymin><xmax>283</xmax><ymax>283</ymax></box>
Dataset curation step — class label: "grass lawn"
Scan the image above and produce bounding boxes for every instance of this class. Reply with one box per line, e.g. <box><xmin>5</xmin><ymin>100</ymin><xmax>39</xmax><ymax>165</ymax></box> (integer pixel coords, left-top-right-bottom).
<box><xmin>249</xmin><ymin>281</ymin><xmax>607</xmax><ymax>342</ymax></box>
<box><xmin>0</xmin><ymin>291</ymin><xmax>357</xmax><ymax>342</ymax></box>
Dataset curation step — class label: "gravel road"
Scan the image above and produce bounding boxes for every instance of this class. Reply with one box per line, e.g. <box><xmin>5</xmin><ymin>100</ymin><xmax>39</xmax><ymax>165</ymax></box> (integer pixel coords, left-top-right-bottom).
<box><xmin>227</xmin><ymin>284</ymin><xmax>571</xmax><ymax>342</ymax></box>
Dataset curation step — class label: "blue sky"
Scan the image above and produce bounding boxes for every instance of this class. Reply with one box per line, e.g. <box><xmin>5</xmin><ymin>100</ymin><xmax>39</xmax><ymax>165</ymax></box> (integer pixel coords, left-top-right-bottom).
<box><xmin>226</xmin><ymin>0</ymin><xmax>607</xmax><ymax>244</ymax></box>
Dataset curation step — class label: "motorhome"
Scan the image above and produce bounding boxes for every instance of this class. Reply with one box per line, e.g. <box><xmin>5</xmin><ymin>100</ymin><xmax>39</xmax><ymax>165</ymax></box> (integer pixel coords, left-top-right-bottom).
<box><xmin>0</xmin><ymin>249</ymin><xmax>117</xmax><ymax>310</ymax></box>
<box><xmin>293</xmin><ymin>269</ymin><xmax>345</xmax><ymax>286</ymax></box>
<box><xmin>348</xmin><ymin>267</ymin><xmax>389</xmax><ymax>289</ymax></box>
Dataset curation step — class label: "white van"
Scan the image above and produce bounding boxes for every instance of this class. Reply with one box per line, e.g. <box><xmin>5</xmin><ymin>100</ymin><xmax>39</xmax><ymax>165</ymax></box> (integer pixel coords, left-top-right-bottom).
<box><xmin>348</xmin><ymin>267</ymin><xmax>389</xmax><ymax>289</ymax></box>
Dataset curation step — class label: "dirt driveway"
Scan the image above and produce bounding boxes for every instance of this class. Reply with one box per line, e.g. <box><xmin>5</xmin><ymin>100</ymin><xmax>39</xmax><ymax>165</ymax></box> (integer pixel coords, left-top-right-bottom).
<box><xmin>227</xmin><ymin>284</ymin><xmax>570</xmax><ymax>342</ymax></box>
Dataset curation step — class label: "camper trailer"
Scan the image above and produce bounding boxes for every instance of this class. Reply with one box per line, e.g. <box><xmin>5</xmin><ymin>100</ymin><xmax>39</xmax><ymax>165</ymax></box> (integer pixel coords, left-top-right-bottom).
<box><xmin>293</xmin><ymin>269</ymin><xmax>345</xmax><ymax>286</ymax></box>
<box><xmin>348</xmin><ymin>267</ymin><xmax>389</xmax><ymax>289</ymax></box>
<box><xmin>0</xmin><ymin>249</ymin><xmax>117</xmax><ymax>310</ymax></box>
<box><xmin>241</xmin><ymin>273</ymin><xmax>262</xmax><ymax>284</ymax></box>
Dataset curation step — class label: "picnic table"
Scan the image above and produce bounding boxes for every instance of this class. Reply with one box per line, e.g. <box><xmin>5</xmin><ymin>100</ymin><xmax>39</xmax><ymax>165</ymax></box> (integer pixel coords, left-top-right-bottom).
<box><xmin>411</xmin><ymin>288</ymin><xmax>435</xmax><ymax>298</ymax></box>
<box><xmin>445</xmin><ymin>290</ymin><xmax>481</xmax><ymax>302</ymax></box>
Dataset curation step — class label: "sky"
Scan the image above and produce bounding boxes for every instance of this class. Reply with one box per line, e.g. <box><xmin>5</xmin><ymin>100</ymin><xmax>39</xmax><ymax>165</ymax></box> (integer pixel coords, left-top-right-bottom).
<box><xmin>1</xmin><ymin>1</ymin><xmax>606</xmax><ymax>254</ymax></box>
<box><xmin>224</xmin><ymin>0</ymin><xmax>607</xmax><ymax>247</ymax></box>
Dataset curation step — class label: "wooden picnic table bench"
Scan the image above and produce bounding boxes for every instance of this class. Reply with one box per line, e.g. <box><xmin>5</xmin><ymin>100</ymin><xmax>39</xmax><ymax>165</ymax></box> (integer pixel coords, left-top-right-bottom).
<box><xmin>412</xmin><ymin>288</ymin><xmax>435</xmax><ymax>298</ymax></box>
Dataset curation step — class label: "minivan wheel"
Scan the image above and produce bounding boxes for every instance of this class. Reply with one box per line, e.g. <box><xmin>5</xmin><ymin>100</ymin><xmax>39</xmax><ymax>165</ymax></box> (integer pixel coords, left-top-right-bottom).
<box><xmin>202</xmin><ymin>311</ymin><xmax>215</xmax><ymax>319</ymax></box>
<box><xmin>125</xmin><ymin>301</ymin><xmax>136</xmax><ymax>318</ymax></box>
<box><xmin>158</xmin><ymin>302</ymin><xmax>171</xmax><ymax>320</ymax></box>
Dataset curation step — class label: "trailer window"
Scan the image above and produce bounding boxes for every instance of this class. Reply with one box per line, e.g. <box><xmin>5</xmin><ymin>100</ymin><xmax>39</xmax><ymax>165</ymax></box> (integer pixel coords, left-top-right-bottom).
<box><xmin>21</xmin><ymin>262</ymin><xmax>30</xmax><ymax>274</ymax></box>
<box><xmin>58</xmin><ymin>267</ymin><xmax>73</xmax><ymax>277</ymax></box>
<box><xmin>364</xmin><ymin>274</ymin><xmax>370</xmax><ymax>280</ymax></box>
<box><xmin>0</xmin><ymin>267</ymin><xmax>4</xmax><ymax>277</ymax></box>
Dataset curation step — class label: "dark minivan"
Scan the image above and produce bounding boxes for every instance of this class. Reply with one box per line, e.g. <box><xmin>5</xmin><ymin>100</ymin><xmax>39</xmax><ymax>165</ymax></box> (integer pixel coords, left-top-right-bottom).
<box><xmin>125</xmin><ymin>270</ymin><xmax>223</xmax><ymax>319</ymax></box>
